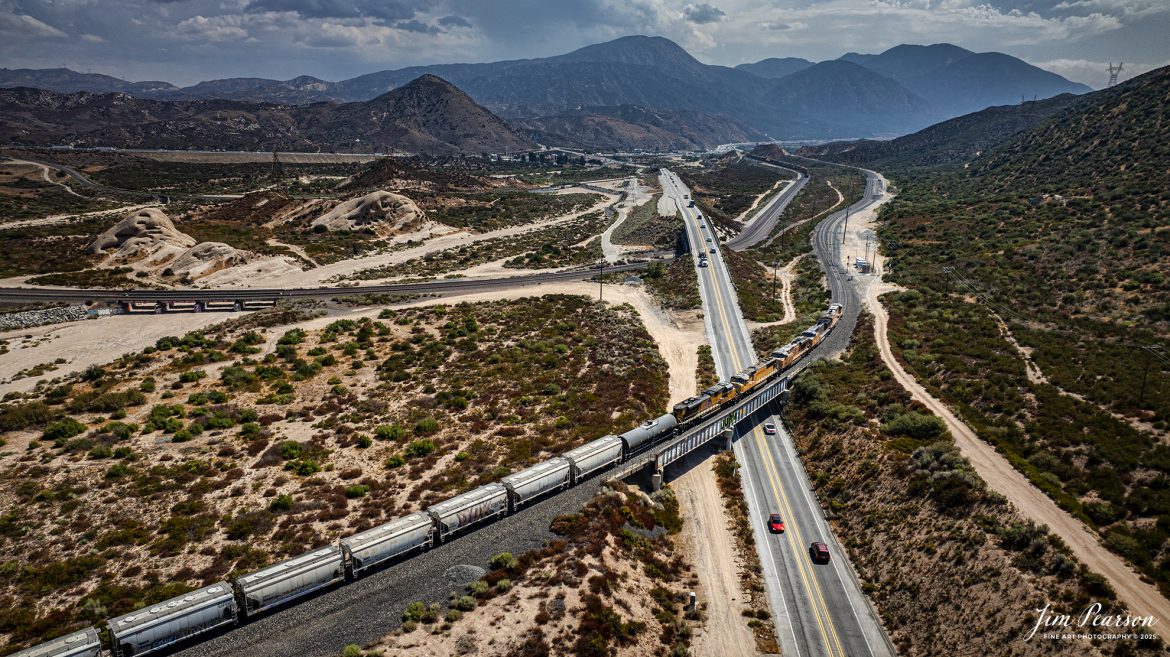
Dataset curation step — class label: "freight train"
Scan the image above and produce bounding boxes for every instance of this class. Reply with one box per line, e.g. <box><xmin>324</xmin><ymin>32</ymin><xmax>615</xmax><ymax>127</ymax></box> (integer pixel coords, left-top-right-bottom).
<box><xmin>14</xmin><ymin>303</ymin><xmax>844</xmax><ymax>657</ymax></box>
<box><xmin>672</xmin><ymin>302</ymin><xmax>842</xmax><ymax>424</ymax></box>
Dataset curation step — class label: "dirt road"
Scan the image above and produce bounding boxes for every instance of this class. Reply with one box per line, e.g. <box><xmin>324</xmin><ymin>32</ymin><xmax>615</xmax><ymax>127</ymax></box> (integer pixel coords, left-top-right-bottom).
<box><xmin>673</xmin><ymin>455</ymin><xmax>759</xmax><ymax>657</ymax></box>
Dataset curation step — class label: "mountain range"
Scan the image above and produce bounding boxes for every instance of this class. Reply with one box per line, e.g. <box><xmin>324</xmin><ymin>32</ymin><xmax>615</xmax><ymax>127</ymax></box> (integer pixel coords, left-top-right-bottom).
<box><xmin>0</xmin><ymin>36</ymin><xmax>1092</xmax><ymax>146</ymax></box>
<box><xmin>0</xmin><ymin>75</ymin><xmax>533</xmax><ymax>154</ymax></box>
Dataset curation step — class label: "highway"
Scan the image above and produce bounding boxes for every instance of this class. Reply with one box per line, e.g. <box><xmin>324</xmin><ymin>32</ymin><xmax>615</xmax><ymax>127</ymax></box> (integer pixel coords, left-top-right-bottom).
<box><xmin>660</xmin><ymin>167</ymin><xmax>892</xmax><ymax>657</ymax></box>
<box><xmin>725</xmin><ymin>163</ymin><xmax>808</xmax><ymax>251</ymax></box>
<box><xmin>0</xmin><ymin>261</ymin><xmax>655</xmax><ymax>304</ymax></box>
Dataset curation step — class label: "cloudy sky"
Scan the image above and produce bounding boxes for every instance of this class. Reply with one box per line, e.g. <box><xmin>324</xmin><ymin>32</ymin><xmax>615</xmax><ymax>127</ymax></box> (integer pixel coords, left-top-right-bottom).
<box><xmin>1</xmin><ymin>0</ymin><xmax>1167</xmax><ymax>89</ymax></box>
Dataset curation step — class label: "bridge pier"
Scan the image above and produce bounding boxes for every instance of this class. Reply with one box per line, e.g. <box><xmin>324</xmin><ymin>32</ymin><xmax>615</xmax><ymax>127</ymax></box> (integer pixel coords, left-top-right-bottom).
<box><xmin>722</xmin><ymin>427</ymin><xmax>733</xmax><ymax>451</ymax></box>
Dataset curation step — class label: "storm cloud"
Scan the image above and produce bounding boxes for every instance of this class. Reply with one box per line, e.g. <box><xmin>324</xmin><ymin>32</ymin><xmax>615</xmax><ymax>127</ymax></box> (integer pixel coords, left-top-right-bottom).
<box><xmin>0</xmin><ymin>0</ymin><xmax>1164</xmax><ymax>88</ymax></box>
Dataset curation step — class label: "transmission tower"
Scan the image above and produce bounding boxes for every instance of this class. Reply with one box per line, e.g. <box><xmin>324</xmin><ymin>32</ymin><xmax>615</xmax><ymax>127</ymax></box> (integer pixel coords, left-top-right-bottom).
<box><xmin>1108</xmin><ymin>62</ymin><xmax>1124</xmax><ymax>87</ymax></box>
<box><xmin>271</xmin><ymin>149</ymin><xmax>284</xmax><ymax>181</ymax></box>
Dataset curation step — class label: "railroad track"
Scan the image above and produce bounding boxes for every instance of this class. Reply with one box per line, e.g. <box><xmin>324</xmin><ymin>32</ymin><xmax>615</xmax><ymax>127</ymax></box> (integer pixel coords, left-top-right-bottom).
<box><xmin>0</xmin><ymin>260</ymin><xmax>661</xmax><ymax>304</ymax></box>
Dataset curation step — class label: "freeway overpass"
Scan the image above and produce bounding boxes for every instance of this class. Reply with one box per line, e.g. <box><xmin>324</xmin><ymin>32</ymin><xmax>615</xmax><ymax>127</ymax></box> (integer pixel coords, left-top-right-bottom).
<box><xmin>661</xmin><ymin>167</ymin><xmax>893</xmax><ymax>657</ymax></box>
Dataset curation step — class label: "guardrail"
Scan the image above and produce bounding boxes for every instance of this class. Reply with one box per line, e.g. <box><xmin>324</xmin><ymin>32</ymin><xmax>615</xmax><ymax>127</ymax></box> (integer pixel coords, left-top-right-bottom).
<box><xmin>653</xmin><ymin>376</ymin><xmax>788</xmax><ymax>471</ymax></box>
<box><xmin>609</xmin><ymin>375</ymin><xmax>789</xmax><ymax>482</ymax></box>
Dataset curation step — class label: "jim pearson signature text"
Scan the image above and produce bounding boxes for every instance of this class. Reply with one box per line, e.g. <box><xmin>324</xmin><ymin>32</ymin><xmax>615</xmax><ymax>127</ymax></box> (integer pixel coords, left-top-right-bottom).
<box><xmin>1025</xmin><ymin>603</ymin><xmax>1158</xmax><ymax>641</ymax></box>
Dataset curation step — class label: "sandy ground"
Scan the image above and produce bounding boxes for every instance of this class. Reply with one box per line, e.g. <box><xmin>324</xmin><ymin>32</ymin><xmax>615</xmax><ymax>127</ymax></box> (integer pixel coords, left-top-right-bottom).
<box><xmin>855</xmin><ymin>174</ymin><xmax>1170</xmax><ymax>630</ymax></box>
<box><xmin>778</xmin><ymin>254</ymin><xmax>803</xmax><ymax>324</ymax></box>
<box><xmin>0</xmin><ymin>313</ymin><xmax>227</xmax><ymax>396</ymax></box>
<box><xmin>601</xmin><ymin>176</ymin><xmax>654</xmax><ymax>263</ymax></box>
<box><xmin>4</xmin><ymin>159</ymin><xmax>83</xmax><ymax>197</ymax></box>
<box><xmin>672</xmin><ymin>455</ymin><xmax>759</xmax><ymax>657</ymax></box>
<box><xmin>200</xmin><ymin>190</ymin><xmax>618</xmax><ymax>288</ymax></box>
<box><xmin>658</xmin><ymin>189</ymin><xmax>681</xmax><ymax>218</ymax></box>
<box><xmin>2</xmin><ymin>202</ymin><xmax>157</xmax><ymax>230</ymax></box>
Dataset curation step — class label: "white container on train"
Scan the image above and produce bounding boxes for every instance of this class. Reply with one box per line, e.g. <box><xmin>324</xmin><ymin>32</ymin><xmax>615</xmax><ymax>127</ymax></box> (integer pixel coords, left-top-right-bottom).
<box><xmin>164</xmin><ymin>301</ymin><xmax>197</xmax><ymax>313</ymax></box>
<box><xmin>202</xmin><ymin>300</ymin><xmax>238</xmax><ymax>312</ymax></box>
<box><xmin>234</xmin><ymin>546</ymin><xmax>344</xmax><ymax>615</ymax></box>
<box><xmin>619</xmin><ymin>413</ymin><xmax>678</xmax><ymax>452</ymax></box>
<box><xmin>563</xmin><ymin>435</ymin><xmax>624</xmax><ymax>484</ymax></box>
<box><xmin>107</xmin><ymin>582</ymin><xmax>236</xmax><ymax>657</ymax></box>
<box><xmin>11</xmin><ymin>627</ymin><xmax>101</xmax><ymax>657</ymax></box>
<box><xmin>427</xmin><ymin>483</ymin><xmax>508</xmax><ymax>542</ymax></box>
<box><xmin>340</xmin><ymin>512</ymin><xmax>433</xmax><ymax>577</ymax></box>
<box><xmin>240</xmin><ymin>300</ymin><xmax>277</xmax><ymax>310</ymax></box>
<box><xmin>502</xmin><ymin>457</ymin><xmax>571</xmax><ymax>510</ymax></box>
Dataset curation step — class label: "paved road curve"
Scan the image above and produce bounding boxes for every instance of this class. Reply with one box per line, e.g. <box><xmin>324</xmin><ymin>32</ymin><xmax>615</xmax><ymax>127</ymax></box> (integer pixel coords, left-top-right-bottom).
<box><xmin>725</xmin><ymin>163</ymin><xmax>808</xmax><ymax>251</ymax></box>
<box><xmin>660</xmin><ymin>167</ymin><xmax>892</xmax><ymax>657</ymax></box>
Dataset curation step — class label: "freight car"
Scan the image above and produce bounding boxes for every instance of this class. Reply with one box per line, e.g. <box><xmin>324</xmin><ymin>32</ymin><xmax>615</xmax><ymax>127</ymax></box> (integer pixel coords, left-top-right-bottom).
<box><xmin>17</xmin><ymin>303</ymin><xmax>845</xmax><ymax>657</ymax></box>
<box><xmin>11</xmin><ymin>628</ymin><xmax>101</xmax><ymax>657</ymax></box>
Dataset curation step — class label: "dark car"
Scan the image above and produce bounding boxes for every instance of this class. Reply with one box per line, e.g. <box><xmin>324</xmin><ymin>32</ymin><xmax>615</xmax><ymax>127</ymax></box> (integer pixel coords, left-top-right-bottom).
<box><xmin>809</xmin><ymin>542</ymin><xmax>830</xmax><ymax>564</ymax></box>
<box><xmin>768</xmin><ymin>514</ymin><xmax>785</xmax><ymax>534</ymax></box>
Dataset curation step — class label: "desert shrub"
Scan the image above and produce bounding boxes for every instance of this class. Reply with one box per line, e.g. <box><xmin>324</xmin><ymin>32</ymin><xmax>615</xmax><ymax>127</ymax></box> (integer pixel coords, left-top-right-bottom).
<box><xmin>270</xmin><ymin>494</ymin><xmax>294</xmax><ymax>512</ymax></box>
<box><xmin>490</xmin><ymin>552</ymin><xmax>517</xmax><ymax>570</ymax></box>
<box><xmin>355</xmin><ymin>435</ymin><xmax>372</xmax><ymax>448</ymax></box>
<box><xmin>0</xmin><ymin>401</ymin><xmax>53</xmax><ymax>431</ymax></box>
<box><xmin>385</xmin><ymin>454</ymin><xmax>405</xmax><ymax>469</ymax></box>
<box><xmin>43</xmin><ymin>417</ymin><xmax>85</xmax><ymax>442</ymax></box>
<box><xmin>344</xmin><ymin>485</ymin><xmax>369</xmax><ymax>499</ymax></box>
<box><xmin>375</xmin><ymin>424</ymin><xmax>405</xmax><ymax>441</ymax></box>
<box><xmin>882</xmin><ymin>412</ymin><xmax>946</xmax><ymax>440</ymax></box>
<box><xmin>413</xmin><ymin>417</ymin><xmax>439</xmax><ymax>435</ymax></box>
<box><xmin>341</xmin><ymin>646</ymin><xmax>363</xmax><ymax>657</ymax></box>
<box><xmin>287</xmin><ymin>459</ymin><xmax>320</xmax><ymax>476</ymax></box>
<box><xmin>405</xmin><ymin>439</ymin><xmax>436</xmax><ymax>458</ymax></box>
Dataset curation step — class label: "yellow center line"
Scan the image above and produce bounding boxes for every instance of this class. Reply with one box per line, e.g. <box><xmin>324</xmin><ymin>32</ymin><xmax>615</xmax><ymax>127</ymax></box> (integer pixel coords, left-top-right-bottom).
<box><xmin>751</xmin><ymin>423</ymin><xmax>848</xmax><ymax>657</ymax></box>
<box><xmin>679</xmin><ymin>191</ymin><xmax>847</xmax><ymax>657</ymax></box>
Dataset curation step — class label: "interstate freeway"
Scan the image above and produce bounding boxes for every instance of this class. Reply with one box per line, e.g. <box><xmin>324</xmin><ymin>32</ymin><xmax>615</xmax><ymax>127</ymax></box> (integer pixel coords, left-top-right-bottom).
<box><xmin>0</xmin><ymin>260</ymin><xmax>655</xmax><ymax>304</ymax></box>
<box><xmin>661</xmin><ymin>165</ymin><xmax>892</xmax><ymax>657</ymax></box>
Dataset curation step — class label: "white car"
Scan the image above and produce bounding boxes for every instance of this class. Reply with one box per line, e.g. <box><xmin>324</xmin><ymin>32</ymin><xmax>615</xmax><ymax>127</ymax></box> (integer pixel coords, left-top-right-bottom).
<box><xmin>698</xmin><ymin>260</ymin><xmax>709</xmax><ymax>268</ymax></box>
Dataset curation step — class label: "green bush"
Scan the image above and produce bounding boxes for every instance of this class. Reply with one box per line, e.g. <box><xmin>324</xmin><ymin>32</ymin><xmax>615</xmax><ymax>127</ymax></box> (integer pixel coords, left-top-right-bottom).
<box><xmin>413</xmin><ymin>417</ymin><xmax>439</xmax><ymax>435</ymax></box>
<box><xmin>453</xmin><ymin>595</ymin><xmax>477</xmax><ymax>611</ymax></box>
<box><xmin>344</xmin><ymin>485</ymin><xmax>369</xmax><ymax>499</ymax></box>
<box><xmin>270</xmin><ymin>494</ymin><xmax>294</xmax><ymax>512</ymax></box>
<box><xmin>405</xmin><ymin>439</ymin><xmax>436</xmax><ymax>458</ymax></box>
<box><xmin>287</xmin><ymin>459</ymin><xmax>320</xmax><ymax>476</ymax></box>
<box><xmin>279</xmin><ymin>441</ymin><xmax>303</xmax><ymax>460</ymax></box>
<box><xmin>356</xmin><ymin>435</ymin><xmax>372</xmax><ymax>448</ymax></box>
<box><xmin>490</xmin><ymin>552</ymin><xmax>517</xmax><ymax>570</ymax></box>
<box><xmin>375</xmin><ymin>424</ymin><xmax>405</xmax><ymax>441</ymax></box>
<box><xmin>341</xmin><ymin>646</ymin><xmax>363</xmax><ymax>657</ymax></box>
<box><xmin>385</xmin><ymin>454</ymin><xmax>405</xmax><ymax>469</ymax></box>
<box><xmin>881</xmin><ymin>412</ymin><xmax>946</xmax><ymax>440</ymax></box>
<box><xmin>43</xmin><ymin>417</ymin><xmax>85</xmax><ymax>442</ymax></box>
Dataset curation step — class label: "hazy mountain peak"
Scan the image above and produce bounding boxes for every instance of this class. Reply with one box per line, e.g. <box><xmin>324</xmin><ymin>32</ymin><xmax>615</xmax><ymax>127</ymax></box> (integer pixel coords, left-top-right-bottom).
<box><xmin>554</xmin><ymin>35</ymin><xmax>702</xmax><ymax>69</ymax></box>
<box><xmin>734</xmin><ymin>57</ymin><xmax>813</xmax><ymax>79</ymax></box>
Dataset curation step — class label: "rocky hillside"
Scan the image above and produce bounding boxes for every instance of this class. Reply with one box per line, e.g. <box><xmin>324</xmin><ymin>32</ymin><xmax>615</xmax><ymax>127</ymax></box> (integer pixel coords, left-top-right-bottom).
<box><xmin>0</xmin><ymin>75</ymin><xmax>533</xmax><ymax>155</ymax></box>
<box><xmin>515</xmin><ymin>105</ymin><xmax>763</xmax><ymax>151</ymax></box>
<box><xmin>860</xmin><ymin>64</ymin><xmax>1170</xmax><ymax>597</ymax></box>
<box><xmin>797</xmin><ymin>93</ymin><xmax>1080</xmax><ymax>169</ymax></box>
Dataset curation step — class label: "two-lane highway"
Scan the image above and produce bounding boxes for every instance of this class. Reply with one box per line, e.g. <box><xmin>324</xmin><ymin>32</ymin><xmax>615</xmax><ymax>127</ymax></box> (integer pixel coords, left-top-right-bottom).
<box><xmin>660</xmin><ymin>168</ymin><xmax>892</xmax><ymax>657</ymax></box>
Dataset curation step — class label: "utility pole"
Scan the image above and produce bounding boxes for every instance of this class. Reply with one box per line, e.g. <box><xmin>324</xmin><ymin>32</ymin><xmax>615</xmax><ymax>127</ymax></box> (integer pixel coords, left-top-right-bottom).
<box><xmin>772</xmin><ymin>260</ymin><xmax>779</xmax><ymax>310</ymax></box>
<box><xmin>599</xmin><ymin>257</ymin><xmax>605</xmax><ymax>303</ymax></box>
<box><xmin>1139</xmin><ymin>345</ymin><xmax>1151</xmax><ymax>404</ymax></box>
<box><xmin>841</xmin><ymin>206</ymin><xmax>850</xmax><ymax>244</ymax></box>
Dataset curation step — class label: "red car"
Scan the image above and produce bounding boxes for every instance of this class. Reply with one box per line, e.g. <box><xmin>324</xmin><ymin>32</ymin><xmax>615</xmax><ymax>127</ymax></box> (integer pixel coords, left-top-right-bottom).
<box><xmin>763</xmin><ymin>423</ymin><xmax>777</xmax><ymax>435</ymax></box>
<box><xmin>768</xmin><ymin>514</ymin><xmax>785</xmax><ymax>533</ymax></box>
<box><xmin>809</xmin><ymin>542</ymin><xmax>831</xmax><ymax>564</ymax></box>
